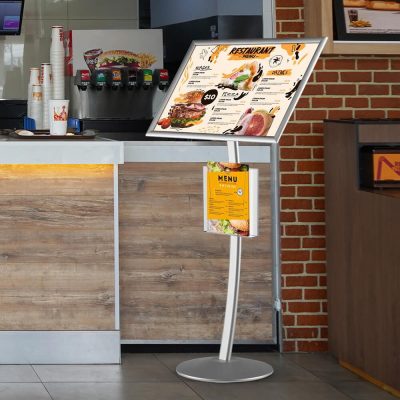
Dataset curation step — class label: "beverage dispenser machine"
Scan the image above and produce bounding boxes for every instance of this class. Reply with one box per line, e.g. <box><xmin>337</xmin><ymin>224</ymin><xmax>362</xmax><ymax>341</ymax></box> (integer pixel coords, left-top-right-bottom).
<box><xmin>66</xmin><ymin>29</ymin><xmax>168</xmax><ymax>139</ymax></box>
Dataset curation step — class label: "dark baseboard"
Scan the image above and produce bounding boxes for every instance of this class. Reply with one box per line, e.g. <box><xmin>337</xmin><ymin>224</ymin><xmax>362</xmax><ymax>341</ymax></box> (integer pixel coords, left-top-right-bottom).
<box><xmin>121</xmin><ymin>343</ymin><xmax>279</xmax><ymax>353</ymax></box>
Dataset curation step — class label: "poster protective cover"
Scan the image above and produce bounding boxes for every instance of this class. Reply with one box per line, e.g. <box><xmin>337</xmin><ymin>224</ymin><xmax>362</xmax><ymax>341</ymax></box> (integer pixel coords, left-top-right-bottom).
<box><xmin>147</xmin><ymin>38</ymin><xmax>326</xmax><ymax>143</ymax></box>
<box><xmin>203</xmin><ymin>162</ymin><xmax>259</xmax><ymax>238</ymax></box>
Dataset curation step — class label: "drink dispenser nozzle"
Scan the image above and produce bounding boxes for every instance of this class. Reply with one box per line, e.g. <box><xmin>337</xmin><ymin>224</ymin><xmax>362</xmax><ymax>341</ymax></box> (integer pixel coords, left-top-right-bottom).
<box><xmin>137</xmin><ymin>69</ymin><xmax>153</xmax><ymax>90</ymax></box>
<box><xmin>153</xmin><ymin>69</ymin><xmax>169</xmax><ymax>91</ymax></box>
<box><xmin>91</xmin><ymin>69</ymin><xmax>110</xmax><ymax>91</ymax></box>
<box><xmin>127</xmin><ymin>69</ymin><xmax>138</xmax><ymax>90</ymax></box>
<box><xmin>111</xmin><ymin>68</ymin><xmax>125</xmax><ymax>90</ymax></box>
<box><xmin>74</xmin><ymin>70</ymin><xmax>91</xmax><ymax>91</ymax></box>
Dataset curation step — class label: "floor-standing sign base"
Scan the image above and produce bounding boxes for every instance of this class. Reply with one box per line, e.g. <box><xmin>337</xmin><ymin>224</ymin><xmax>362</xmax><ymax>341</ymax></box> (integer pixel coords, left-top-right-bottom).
<box><xmin>176</xmin><ymin>356</ymin><xmax>274</xmax><ymax>383</ymax></box>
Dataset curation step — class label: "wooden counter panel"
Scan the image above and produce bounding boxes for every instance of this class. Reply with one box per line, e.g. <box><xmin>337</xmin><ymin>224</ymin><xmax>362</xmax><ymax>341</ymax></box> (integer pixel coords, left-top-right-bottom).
<box><xmin>0</xmin><ymin>165</ymin><xmax>114</xmax><ymax>196</ymax></box>
<box><xmin>0</xmin><ymin>263</ymin><xmax>115</xmax><ymax>330</ymax></box>
<box><xmin>119</xmin><ymin>163</ymin><xmax>273</xmax><ymax>341</ymax></box>
<box><xmin>0</xmin><ymin>165</ymin><xmax>115</xmax><ymax>331</ymax></box>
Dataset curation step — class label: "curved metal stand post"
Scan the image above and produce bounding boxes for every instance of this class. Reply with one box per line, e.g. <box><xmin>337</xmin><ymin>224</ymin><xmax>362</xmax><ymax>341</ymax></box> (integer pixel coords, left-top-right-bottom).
<box><xmin>176</xmin><ymin>141</ymin><xmax>274</xmax><ymax>383</ymax></box>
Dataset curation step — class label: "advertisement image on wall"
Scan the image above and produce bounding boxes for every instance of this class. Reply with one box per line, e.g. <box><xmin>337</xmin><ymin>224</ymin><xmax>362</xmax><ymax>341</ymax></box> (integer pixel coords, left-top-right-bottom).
<box><xmin>334</xmin><ymin>0</ymin><xmax>400</xmax><ymax>41</ymax></box>
<box><xmin>147</xmin><ymin>38</ymin><xmax>326</xmax><ymax>143</ymax></box>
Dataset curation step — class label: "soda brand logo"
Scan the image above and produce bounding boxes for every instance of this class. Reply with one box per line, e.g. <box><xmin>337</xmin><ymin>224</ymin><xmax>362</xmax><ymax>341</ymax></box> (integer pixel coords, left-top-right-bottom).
<box><xmin>218</xmin><ymin>175</ymin><xmax>237</xmax><ymax>183</ymax></box>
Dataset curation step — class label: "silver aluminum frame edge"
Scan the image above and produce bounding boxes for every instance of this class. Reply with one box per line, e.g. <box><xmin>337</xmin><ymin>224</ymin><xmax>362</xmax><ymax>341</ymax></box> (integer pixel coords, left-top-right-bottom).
<box><xmin>270</xmin><ymin>142</ymin><xmax>281</xmax><ymax>349</ymax></box>
<box><xmin>147</xmin><ymin>37</ymin><xmax>327</xmax><ymax>144</ymax></box>
<box><xmin>114</xmin><ymin>164</ymin><xmax>120</xmax><ymax>331</ymax></box>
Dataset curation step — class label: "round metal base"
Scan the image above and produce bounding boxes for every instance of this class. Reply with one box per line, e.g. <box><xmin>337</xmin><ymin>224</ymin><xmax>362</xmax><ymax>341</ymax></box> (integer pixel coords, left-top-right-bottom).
<box><xmin>176</xmin><ymin>356</ymin><xmax>274</xmax><ymax>383</ymax></box>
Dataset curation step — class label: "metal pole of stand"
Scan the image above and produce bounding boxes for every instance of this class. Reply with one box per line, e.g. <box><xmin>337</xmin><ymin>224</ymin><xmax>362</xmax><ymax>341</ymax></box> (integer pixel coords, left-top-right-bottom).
<box><xmin>219</xmin><ymin>141</ymin><xmax>241</xmax><ymax>362</ymax></box>
<box><xmin>176</xmin><ymin>140</ymin><xmax>274</xmax><ymax>383</ymax></box>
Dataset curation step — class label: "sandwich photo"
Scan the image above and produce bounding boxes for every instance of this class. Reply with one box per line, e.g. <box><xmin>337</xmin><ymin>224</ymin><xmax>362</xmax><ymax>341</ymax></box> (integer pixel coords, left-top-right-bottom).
<box><xmin>168</xmin><ymin>103</ymin><xmax>206</xmax><ymax>128</ymax></box>
<box><xmin>209</xmin><ymin>219</ymin><xmax>249</xmax><ymax>236</ymax></box>
<box><xmin>218</xmin><ymin>61</ymin><xmax>262</xmax><ymax>91</ymax></box>
<box><xmin>158</xmin><ymin>90</ymin><xmax>206</xmax><ymax>129</ymax></box>
<box><xmin>96</xmin><ymin>50</ymin><xmax>141</xmax><ymax>69</ymax></box>
<box><xmin>207</xmin><ymin>161</ymin><xmax>249</xmax><ymax>172</ymax></box>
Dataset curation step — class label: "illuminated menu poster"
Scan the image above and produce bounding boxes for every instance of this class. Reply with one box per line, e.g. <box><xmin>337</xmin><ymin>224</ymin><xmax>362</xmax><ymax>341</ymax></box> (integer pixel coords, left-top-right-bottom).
<box><xmin>148</xmin><ymin>39</ymin><xmax>326</xmax><ymax>143</ymax></box>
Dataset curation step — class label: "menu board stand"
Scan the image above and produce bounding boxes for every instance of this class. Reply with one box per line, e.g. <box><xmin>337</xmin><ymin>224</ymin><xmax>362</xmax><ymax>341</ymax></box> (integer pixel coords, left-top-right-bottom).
<box><xmin>148</xmin><ymin>38</ymin><xmax>326</xmax><ymax>383</ymax></box>
<box><xmin>176</xmin><ymin>141</ymin><xmax>274</xmax><ymax>383</ymax></box>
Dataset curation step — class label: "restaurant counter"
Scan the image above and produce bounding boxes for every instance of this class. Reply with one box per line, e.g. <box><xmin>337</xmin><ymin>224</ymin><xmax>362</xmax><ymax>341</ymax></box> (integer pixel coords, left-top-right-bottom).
<box><xmin>0</xmin><ymin>138</ymin><xmax>274</xmax><ymax>363</ymax></box>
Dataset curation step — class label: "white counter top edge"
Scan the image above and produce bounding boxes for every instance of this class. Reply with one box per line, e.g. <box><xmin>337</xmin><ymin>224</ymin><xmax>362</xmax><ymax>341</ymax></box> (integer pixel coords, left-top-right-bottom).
<box><xmin>123</xmin><ymin>141</ymin><xmax>271</xmax><ymax>163</ymax></box>
<box><xmin>0</xmin><ymin>140</ymin><xmax>269</xmax><ymax>164</ymax></box>
<box><xmin>0</xmin><ymin>141</ymin><xmax>124</xmax><ymax>165</ymax></box>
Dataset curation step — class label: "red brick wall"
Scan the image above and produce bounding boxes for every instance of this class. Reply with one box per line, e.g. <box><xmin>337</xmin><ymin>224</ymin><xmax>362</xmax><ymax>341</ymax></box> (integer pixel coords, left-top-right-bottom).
<box><xmin>276</xmin><ymin>0</ymin><xmax>400</xmax><ymax>352</ymax></box>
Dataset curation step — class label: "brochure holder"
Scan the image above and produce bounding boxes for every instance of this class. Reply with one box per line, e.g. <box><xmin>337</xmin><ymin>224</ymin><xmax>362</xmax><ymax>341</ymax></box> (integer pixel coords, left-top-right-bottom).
<box><xmin>147</xmin><ymin>38</ymin><xmax>326</xmax><ymax>383</ymax></box>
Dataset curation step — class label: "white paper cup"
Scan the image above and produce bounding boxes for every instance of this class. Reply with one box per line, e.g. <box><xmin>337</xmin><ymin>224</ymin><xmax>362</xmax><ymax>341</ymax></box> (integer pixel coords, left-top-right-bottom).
<box><xmin>49</xmin><ymin>100</ymin><xmax>69</xmax><ymax>135</ymax></box>
<box><xmin>40</xmin><ymin>63</ymin><xmax>52</xmax><ymax>85</ymax></box>
<box><xmin>51</xmin><ymin>26</ymin><xmax>64</xmax><ymax>49</ymax></box>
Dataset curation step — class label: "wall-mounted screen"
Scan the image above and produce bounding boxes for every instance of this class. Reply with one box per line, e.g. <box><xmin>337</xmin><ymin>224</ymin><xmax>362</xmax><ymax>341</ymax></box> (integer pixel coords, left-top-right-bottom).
<box><xmin>147</xmin><ymin>38</ymin><xmax>326</xmax><ymax>144</ymax></box>
<box><xmin>0</xmin><ymin>0</ymin><xmax>24</xmax><ymax>35</ymax></box>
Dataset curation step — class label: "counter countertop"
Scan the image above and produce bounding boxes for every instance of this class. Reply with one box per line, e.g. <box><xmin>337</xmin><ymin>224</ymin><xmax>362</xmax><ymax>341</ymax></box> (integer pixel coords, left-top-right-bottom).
<box><xmin>0</xmin><ymin>137</ymin><xmax>124</xmax><ymax>164</ymax></box>
<box><xmin>0</xmin><ymin>137</ymin><xmax>271</xmax><ymax>164</ymax></box>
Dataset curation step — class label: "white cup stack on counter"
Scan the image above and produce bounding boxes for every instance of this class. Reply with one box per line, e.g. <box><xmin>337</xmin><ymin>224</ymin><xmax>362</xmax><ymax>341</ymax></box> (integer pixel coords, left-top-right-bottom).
<box><xmin>50</xmin><ymin>25</ymin><xmax>65</xmax><ymax>100</ymax></box>
<box><xmin>30</xmin><ymin>84</ymin><xmax>43</xmax><ymax>130</ymax></box>
<box><xmin>40</xmin><ymin>63</ymin><xmax>52</xmax><ymax>130</ymax></box>
<box><xmin>27</xmin><ymin>25</ymin><xmax>67</xmax><ymax>133</ymax></box>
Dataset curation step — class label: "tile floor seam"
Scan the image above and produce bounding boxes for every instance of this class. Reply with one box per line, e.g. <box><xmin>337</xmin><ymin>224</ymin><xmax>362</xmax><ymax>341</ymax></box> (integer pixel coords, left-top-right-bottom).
<box><xmin>30</xmin><ymin>366</ymin><xmax>55</xmax><ymax>400</ymax></box>
<box><xmin>153</xmin><ymin>353</ymin><xmax>207</xmax><ymax>399</ymax></box>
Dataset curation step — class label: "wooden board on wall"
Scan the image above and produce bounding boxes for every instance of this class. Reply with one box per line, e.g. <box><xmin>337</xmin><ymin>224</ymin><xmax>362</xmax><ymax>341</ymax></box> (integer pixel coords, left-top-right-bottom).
<box><xmin>119</xmin><ymin>163</ymin><xmax>273</xmax><ymax>341</ymax></box>
<box><xmin>0</xmin><ymin>165</ymin><xmax>115</xmax><ymax>331</ymax></box>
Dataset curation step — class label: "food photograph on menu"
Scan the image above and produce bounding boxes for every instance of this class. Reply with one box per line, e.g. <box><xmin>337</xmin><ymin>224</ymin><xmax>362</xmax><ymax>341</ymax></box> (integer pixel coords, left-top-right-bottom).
<box><xmin>148</xmin><ymin>39</ymin><xmax>325</xmax><ymax>142</ymax></box>
<box><xmin>334</xmin><ymin>0</ymin><xmax>400</xmax><ymax>40</ymax></box>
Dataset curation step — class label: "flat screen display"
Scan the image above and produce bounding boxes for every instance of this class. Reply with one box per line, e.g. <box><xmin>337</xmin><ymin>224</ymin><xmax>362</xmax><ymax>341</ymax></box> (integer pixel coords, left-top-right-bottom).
<box><xmin>0</xmin><ymin>0</ymin><xmax>24</xmax><ymax>35</ymax></box>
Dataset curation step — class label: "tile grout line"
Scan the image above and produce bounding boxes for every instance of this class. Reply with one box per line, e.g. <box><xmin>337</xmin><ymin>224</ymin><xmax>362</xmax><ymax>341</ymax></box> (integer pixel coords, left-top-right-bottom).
<box><xmin>30</xmin><ymin>364</ymin><xmax>55</xmax><ymax>400</ymax></box>
<box><xmin>153</xmin><ymin>354</ymin><xmax>206</xmax><ymax>400</ymax></box>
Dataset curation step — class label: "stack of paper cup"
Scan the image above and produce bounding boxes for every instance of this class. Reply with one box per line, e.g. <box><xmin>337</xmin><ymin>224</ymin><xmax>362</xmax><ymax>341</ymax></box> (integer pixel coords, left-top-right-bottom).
<box><xmin>50</xmin><ymin>26</ymin><xmax>65</xmax><ymax>100</ymax></box>
<box><xmin>27</xmin><ymin>67</ymin><xmax>40</xmax><ymax>118</ymax></box>
<box><xmin>41</xmin><ymin>63</ymin><xmax>52</xmax><ymax>129</ymax></box>
<box><xmin>31</xmin><ymin>84</ymin><xmax>43</xmax><ymax>129</ymax></box>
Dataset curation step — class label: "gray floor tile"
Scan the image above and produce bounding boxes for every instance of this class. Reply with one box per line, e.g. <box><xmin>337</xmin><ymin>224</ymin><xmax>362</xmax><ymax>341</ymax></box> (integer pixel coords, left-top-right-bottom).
<box><xmin>0</xmin><ymin>365</ymin><xmax>40</xmax><ymax>383</ymax></box>
<box><xmin>286</xmin><ymin>353</ymin><xmax>361</xmax><ymax>383</ymax></box>
<box><xmin>332</xmin><ymin>381</ymin><xmax>398</xmax><ymax>400</ymax></box>
<box><xmin>45</xmin><ymin>382</ymin><xmax>202</xmax><ymax>400</ymax></box>
<box><xmin>186</xmin><ymin>381</ymin><xmax>352</xmax><ymax>400</ymax></box>
<box><xmin>0</xmin><ymin>383</ymin><xmax>51</xmax><ymax>400</ymax></box>
<box><xmin>156</xmin><ymin>352</ymin><xmax>319</xmax><ymax>383</ymax></box>
<box><xmin>285</xmin><ymin>353</ymin><xmax>342</xmax><ymax>372</ymax></box>
<box><xmin>33</xmin><ymin>354</ymin><xmax>178</xmax><ymax>383</ymax></box>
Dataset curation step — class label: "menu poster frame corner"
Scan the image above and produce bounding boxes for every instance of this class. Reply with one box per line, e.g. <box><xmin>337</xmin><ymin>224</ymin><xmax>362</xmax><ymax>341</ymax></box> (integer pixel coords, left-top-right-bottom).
<box><xmin>147</xmin><ymin>37</ymin><xmax>327</xmax><ymax>144</ymax></box>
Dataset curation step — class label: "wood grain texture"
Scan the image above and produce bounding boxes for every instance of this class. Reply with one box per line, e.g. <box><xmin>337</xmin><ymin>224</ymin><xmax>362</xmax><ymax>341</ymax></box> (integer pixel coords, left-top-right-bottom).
<box><xmin>119</xmin><ymin>163</ymin><xmax>273</xmax><ymax>341</ymax></box>
<box><xmin>0</xmin><ymin>165</ymin><xmax>115</xmax><ymax>331</ymax></box>
<box><xmin>325</xmin><ymin>122</ymin><xmax>400</xmax><ymax>391</ymax></box>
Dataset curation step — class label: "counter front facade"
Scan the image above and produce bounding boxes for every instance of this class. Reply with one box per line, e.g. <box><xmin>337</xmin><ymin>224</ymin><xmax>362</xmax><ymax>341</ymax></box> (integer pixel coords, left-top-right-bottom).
<box><xmin>0</xmin><ymin>139</ymin><xmax>123</xmax><ymax>364</ymax></box>
<box><xmin>0</xmin><ymin>139</ymin><xmax>276</xmax><ymax>363</ymax></box>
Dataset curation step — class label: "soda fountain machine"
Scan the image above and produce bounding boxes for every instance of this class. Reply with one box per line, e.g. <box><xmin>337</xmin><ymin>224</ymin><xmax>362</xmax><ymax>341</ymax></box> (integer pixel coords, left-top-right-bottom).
<box><xmin>70</xmin><ymin>66</ymin><xmax>170</xmax><ymax>140</ymax></box>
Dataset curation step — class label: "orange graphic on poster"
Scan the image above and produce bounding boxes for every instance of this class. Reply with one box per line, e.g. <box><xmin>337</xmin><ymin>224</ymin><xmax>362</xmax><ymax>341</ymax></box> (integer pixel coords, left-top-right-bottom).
<box><xmin>53</xmin><ymin>106</ymin><xmax>68</xmax><ymax>121</ymax></box>
<box><xmin>209</xmin><ymin>45</ymin><xmax>229</xmax><ymax>63</ymax></box>
<box><xmin>374</xmin><ymin>154</ymin><xmax>400</xmax><ymax>181</ymax></box>
<box><xmin>282</xmin><ymin>43</ymin><xmax>306</xmax><ymax>62</ymax></box>
<box><xmin>268</xmin><ymin>69</ymin><xmax>292</xmax><ymax>76</ymax></box>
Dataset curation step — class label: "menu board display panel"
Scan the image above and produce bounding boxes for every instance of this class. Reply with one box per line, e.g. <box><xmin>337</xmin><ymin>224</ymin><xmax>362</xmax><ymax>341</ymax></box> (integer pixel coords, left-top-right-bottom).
<box><xmin>147</xmin><ymin>38</ymin><xmax>326</xmax><ymax>143</ymax></box>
